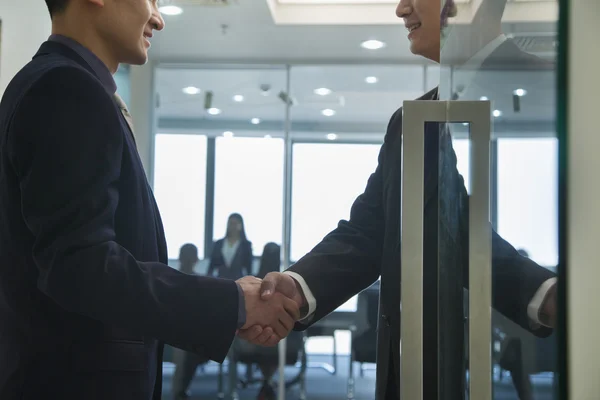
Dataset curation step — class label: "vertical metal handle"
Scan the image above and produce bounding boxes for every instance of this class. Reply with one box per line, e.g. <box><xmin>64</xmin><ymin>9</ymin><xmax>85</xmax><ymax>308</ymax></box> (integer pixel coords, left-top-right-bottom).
<box><xmin>400</xmin><ymin>100</ymin><xmax>491</xmax><ymax>400</ymax></box>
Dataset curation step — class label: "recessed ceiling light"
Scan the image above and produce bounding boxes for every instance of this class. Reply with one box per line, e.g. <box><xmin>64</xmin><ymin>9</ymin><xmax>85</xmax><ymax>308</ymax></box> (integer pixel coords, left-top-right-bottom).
<box><xmin>159</xmin><ymin>5</ymin><xmax>183</xmax><ymax>16</ymax></box>
<box><xmin>513</xmin><ymin>88</ymin><xmax>527</xmax><ymax>97</ymax></box>
<box><xmin>321</xmin><ymin>109</ymin><xmax>336</xmax><ymax>117</ymax></box>
<box><xmin>233</xmin><ymin>94</ymin><xmax>244</xmax><ymax>102</ymax></box>
<box><xmin>327</xmin><ymin>133</ymin><xmax>338</xmax><ymax>141</ymax></box>
<box><xmin>183</xmin><ymin>86</ymin><xmax>200</xmax><ymax>95</ymax></box>
<box><xmin>223</xmin><ymin>131</ymin><xmax>234</xmax><ymax>138</ymax></box>
<box><xmin>361</xmin><ymin>39</ymin><xmax>386</xmax><ymax>50</ymax></box>
<box><xmin>493</xmin><ymin>110</ymin><xmax>502</xmax><ymax>118</ymax></box>
<box><xmin>251</xmin><ymin>118</ymin><xmax>261</xmax><ymax>125</ymax></box>
<box><xmin>314</xmin><ymin>87</ymin><xmax>332</xmax><ymax>96</ymax></box>
<box><xmin>365</xmin><ymin>76</ymin><xmax>378</xmax><ymax>84</ymax></box>
<box><xmin>208</xmin><ymin>107</ymin><xmax>221</xmax><ymax>115</ymax></box>
<box><xmin>480</xmin><ymin>96</ymin><xmax>489</xmax><ymax>101</ymax></box>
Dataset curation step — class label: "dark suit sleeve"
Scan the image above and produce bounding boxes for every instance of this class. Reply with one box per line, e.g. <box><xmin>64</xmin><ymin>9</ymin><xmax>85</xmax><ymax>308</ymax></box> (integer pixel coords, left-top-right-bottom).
<box><xmin>285</xmin><ymin>112</ymin><xmax>397</xmax><ymax>326</ymax></box>
<box><xmin>8</xmin><ymin>67</ymin><xmax>238</xmax><ymax>362</ymax></box>
<box><xmin>448</xmin><ymin>138</ymin><xmax>555</xmax><ymax>337</ymax></box>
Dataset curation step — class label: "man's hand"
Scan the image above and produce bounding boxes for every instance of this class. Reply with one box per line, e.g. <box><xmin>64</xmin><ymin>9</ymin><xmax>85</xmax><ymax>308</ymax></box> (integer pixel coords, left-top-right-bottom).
<box><xmin>236</xmin><ymin>276</ymin><xmax>300</xmax><ymax>345</ymax></box>
<box><xmin>260</xmin><ymin>272</ymin><xmax>307</xmax><ymax>310</ymax></box>
<box><xmin>539</xmin><ymin>283</ymin><xmax>557</xmax><ymax>328</ymax></box>
<box><xmin>238</xmin><ymin>273</ymin><xmax>307</xmax><ymax>346</ymax></box>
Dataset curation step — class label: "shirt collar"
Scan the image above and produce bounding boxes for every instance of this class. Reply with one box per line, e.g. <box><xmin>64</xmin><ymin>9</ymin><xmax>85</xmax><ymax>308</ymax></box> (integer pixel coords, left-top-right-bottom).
<box><xmin>48</xmin><ymin>34</ymin><xmax>117</xmax><ymax>94</ymax></box>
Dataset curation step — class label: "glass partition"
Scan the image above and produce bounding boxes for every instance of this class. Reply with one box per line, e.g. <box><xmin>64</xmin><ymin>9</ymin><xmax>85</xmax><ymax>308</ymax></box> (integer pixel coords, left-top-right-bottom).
<box><xmin>435</xmin><ymin>0</ymin><xmax>560</xmax><ymax>399</ymax></box>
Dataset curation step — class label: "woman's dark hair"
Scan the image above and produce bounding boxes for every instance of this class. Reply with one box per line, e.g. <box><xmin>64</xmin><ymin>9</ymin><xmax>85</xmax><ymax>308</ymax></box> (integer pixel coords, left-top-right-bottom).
<box><xmin>226</xmin><ymin>213</ymin><xmax>247</xmax><ymax>242</ymax></box>
<box><xmin>257</xmin><ymin>243</ymin><xmax>280</xmax><ymax>279</ymax></box>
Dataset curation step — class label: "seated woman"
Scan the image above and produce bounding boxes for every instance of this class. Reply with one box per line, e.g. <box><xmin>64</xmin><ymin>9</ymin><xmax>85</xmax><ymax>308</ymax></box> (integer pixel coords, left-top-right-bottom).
<box><xmin>207</xmin><ymin>213</ymin><xmax>253</xmax><ymax>280</ymax></box>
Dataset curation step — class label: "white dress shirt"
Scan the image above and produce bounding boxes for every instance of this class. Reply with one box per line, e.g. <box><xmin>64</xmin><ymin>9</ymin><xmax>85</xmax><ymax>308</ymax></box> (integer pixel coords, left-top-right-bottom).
<box><xmin>286</xmin><ymin>34</ymin><xmax>556</xmax><ymax>327</ymax></box>
<box><xmin>222</xmin><ymin>239</ymin><xmax>240</xmax><ymax>268</ymax></box>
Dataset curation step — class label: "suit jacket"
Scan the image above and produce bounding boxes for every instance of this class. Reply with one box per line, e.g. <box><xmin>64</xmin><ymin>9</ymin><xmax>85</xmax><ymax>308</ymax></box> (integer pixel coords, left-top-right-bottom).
<box><xmin>287</xmin><ymin>40</ymin><xmax>556</xmax><ymax>399</ymax></box>
<box><xmin>207</xmin><ymin>239</ymin><xmax>253</xmax><ymax>280</ymax></box>
<box><xmin>0</xmin><ymin>41</ymin><xmax>239</xmax><ymax>400</ymax></box>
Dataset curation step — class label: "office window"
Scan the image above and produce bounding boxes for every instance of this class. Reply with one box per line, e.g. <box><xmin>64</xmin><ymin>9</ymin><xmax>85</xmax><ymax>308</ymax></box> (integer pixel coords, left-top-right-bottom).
<box><xmin>291</xmin><ymin>143</ymin><xmax>380</xmax><ymax>311</ymax></box>
<box><xmin>153</xmin><ymin>134</ymin><xmax>207</xmax><ymax>259</ymax></box>
<box><xmin>497</xmin><ymin>138</ymin><xmax>558</xmax><ymax>267</ymax></box>
<box><xmin>213</xmin><ymin>137</ymin><xmax>284</xmax><ymax>261</ymax></box>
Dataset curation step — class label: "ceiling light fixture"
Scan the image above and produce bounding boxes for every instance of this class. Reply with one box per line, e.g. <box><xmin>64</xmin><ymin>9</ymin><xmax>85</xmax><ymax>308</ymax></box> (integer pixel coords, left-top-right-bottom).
<box><xmin>208</xmin><ymin>107</ymin><xmax>221</xmax><ymax>115</ymax></box>
<box><xmin>182</xmin><ymin>86</ymin><xmax>200</xmax><ymax>95</ymax></box>
<box><xmin>158</xmin><ymin>5</ymin><xmax>183</xmax><ymax>16</ymax></box>
<box><xmin>493</xmin><ymin>110</ymin><xmax>502</xmax><ymax>118</ymax></box>
<box><xmin>314</xmin><ymin>87</ymin><xmax>332</xmax><ymax>96</ymax></box>
<box><xmin>327</xmin><ymin>133</ymin><xmax>338</xmax><ymax>141</ymax></box>
<box><xmin>233</xmin><ymin>95</ymin><xmax>244</xmax><ymax>102</ymax></box>
<box><xmin>361</xmin><ymin>39</ymin><xmax>386</xmax><ymax>50</ymax></box>
<box><xmin>321</xmin><ymin>109</ymin><xmax>336</xmax><ymax>117</ymax></box>
<box><xmin>264</xmin><ymin>134</ymin><xmax>272</xmax><ymax>139</ymax></box>
<box><xmin>251</xmin><ymin>118</ymin><xmax>261</xmax><ymax>125</ymax></box>
<box><xmin>513</xmin><ymin>88</ymin><xmax>527</xmax><ymax>97</ymax></box>
<box><xmin>365</xmin><ymin>76</ymin><xmax>378</xmax><ymax>84</ymax></box>
<box><xmin>223</xmin><ymin>131</ymin><xmax>234</xmax><ymax>138</ymax></box>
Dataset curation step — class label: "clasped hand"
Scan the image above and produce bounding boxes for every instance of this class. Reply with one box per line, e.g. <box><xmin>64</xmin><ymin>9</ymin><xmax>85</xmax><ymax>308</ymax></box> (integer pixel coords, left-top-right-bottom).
<box><xmin>236</xmin><ymin>273</ymin><xmax>305</xmax><ymax>347</ymax></box>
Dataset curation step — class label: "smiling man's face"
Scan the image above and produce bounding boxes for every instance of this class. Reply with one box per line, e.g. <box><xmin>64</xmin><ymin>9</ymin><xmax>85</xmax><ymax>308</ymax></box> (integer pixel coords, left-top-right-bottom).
<box><xmin>396</xmin><ymin>0</ymin><xmax>456</xmax><ymax>62</ymax></box>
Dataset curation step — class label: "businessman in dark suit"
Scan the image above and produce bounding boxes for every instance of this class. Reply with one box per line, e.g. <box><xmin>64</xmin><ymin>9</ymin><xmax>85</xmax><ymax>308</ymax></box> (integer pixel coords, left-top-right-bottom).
<box><xmin>0</xmin><ymin>1</ymin><xmax>298</xmax><ymax>399</ymax></box>
<box><xmin>247</xmin><ymin>0</ymin><xmax>558</xmax><ymax>399</ymax></box>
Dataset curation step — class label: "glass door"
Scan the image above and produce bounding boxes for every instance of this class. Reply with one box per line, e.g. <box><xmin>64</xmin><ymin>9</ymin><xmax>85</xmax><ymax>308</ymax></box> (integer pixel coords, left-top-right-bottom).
<box><xmin>399</xmin><ymin>0</ymin><xmax>561</xmax><ymax>399</ymax></box>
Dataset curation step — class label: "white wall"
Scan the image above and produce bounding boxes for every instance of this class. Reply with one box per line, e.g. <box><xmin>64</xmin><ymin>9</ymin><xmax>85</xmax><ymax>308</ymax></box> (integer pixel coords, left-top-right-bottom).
<box><xmin>0</xmin><ymin>0</ymin><xmax>51</xmax><ymax>95</ymax></box>
<box><xmin>567</xmin><ymin>0</ymin><xmax>600</xmax><ymax>397</ymax></box>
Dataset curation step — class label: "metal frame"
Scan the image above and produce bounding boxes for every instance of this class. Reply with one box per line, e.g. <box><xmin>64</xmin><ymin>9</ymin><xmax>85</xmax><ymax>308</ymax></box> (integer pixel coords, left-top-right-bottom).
<box><xmin>400</xmin><ymin>100</ymin><xmax>492</xmax><ymax>400</ymax></box>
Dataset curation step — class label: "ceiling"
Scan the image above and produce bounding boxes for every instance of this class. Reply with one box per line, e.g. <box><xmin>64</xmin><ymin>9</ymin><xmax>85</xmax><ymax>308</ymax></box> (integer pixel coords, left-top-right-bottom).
<box><xmin>150</xmin><ymin>0</ymin><xmax>409</xmax><ymax>63</ymax></box>
<box><xmin>151</xmin><ymin>0</ymin><xmax>559</xmax><ymax>141</ymax></box>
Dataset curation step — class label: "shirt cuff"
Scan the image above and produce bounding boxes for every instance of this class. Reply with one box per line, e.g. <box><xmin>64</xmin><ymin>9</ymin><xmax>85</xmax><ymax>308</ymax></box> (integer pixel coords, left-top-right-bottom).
<box><xmin>283</xmin><ymin>271</ymin><xmax>317</xmax><ymax>323</ymax></box>
<box><xmin>527</xmin><ymin>277</ymin><xmax>557</xmax><ymax>327</ymax></box>
<box><xmin>236</xmin><ymin>283</ymin><xmax>246</xmax><ymax>329</ymax></box>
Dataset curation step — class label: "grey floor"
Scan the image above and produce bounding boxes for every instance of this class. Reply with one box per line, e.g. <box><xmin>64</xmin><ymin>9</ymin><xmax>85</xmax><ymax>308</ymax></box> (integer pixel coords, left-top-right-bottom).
<box><xmin>161</xmin><ymin>355</ymin><xmax>556</xmax><ymax>400</ymax></box>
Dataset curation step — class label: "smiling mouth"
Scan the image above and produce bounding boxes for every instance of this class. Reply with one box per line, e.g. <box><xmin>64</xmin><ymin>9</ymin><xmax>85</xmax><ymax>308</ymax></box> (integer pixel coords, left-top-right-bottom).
<box><xmin>407</xmin><ymin>23</ymin><xmax>421</xmax><ymax>33</ymax></box>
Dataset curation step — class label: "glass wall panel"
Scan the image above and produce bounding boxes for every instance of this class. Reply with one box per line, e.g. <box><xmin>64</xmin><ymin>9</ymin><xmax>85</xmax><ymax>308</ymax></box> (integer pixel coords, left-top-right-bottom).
<box><xmin>435</xmin><ymin>0</ymin><xmax>561</xmax><ymax>399</ymax></box>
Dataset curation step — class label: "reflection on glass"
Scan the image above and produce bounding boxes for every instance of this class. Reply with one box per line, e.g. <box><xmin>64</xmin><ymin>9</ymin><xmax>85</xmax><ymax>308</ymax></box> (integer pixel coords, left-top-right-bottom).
<box><xmin>438</xmin><ymin>0</ymin><xmax>559</xmax><ymax>399</ymax></box>
<box><xmin>153</xmin><ymin>134</ymin><xmax>207</xmax><ymax>259</ymax></box>
<box><xmin>497</xmin><ymin>138</ymin><xmax>558</xmax><ymax>268</ymax></box>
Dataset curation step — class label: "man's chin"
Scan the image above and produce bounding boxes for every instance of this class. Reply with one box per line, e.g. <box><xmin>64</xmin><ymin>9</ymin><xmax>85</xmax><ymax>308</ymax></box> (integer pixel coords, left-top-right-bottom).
<box><xmin>124</xmin><ymin>52</ymin><xmax>149</xmax><ymax>66</ymax></box>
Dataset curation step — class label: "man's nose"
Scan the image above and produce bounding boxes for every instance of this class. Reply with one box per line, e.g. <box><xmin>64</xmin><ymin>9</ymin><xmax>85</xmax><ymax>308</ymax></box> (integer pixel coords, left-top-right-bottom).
<box><xmin>396</xmin><ymin>0</ymin><xmax>412</xmax><ymax>18</ymax></box>
<box><xmin>151</xmin><ymin>9</ymin><xmax>166</xmax><ymax>31</ymax></box>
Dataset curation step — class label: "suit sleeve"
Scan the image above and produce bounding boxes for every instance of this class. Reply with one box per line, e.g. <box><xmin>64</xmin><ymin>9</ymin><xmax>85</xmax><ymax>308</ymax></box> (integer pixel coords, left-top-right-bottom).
<box><xmin>448</xmin><ymin>136</ymin><xmax>555</xmax><ymax>337</ymax></box>
<box><xmin>285</xmin><ymin>112</ymin><xmax>398</xmax><ymax>327</ymax></box>
<box><xmin>8</xmin><ymin>67</ymin><xmax>238</xmax><ymax>362</ymax></box>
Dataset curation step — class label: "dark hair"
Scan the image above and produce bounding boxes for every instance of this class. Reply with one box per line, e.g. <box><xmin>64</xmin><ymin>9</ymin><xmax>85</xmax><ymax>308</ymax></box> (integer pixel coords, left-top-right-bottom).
<box><xmin>257</xmin><ymin>243</ymin><xmax>281</xmax><ymax>279</ymax></box>
<box><xmin>45</xmin><ymin>0</ymin><xmax>70</xmax><ymax>16</ymax></box>
<box><xmin>226</xmin><ymin>213</ymin><xmax>247</xmax><ymax>242</ymax></box>
<box><xmin>179</xmin><ymin>243</ymin><xmax>198</xmax><ymax>273</ymax></box>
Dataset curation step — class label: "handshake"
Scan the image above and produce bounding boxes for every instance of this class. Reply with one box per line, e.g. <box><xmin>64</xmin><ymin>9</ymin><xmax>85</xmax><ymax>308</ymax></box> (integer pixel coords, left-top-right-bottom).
<box><xmin>235</xmin><ymin>273</ymin><xmax>307</xmax><ymax>347</ymax></box>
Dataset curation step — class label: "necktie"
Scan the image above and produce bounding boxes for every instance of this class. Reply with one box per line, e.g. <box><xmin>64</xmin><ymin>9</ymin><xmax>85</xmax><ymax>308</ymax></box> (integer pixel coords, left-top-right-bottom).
<box><xmin>113</xmin><ymin>93</ymin><xmax>136</xmax><ymax>143</ymax></box>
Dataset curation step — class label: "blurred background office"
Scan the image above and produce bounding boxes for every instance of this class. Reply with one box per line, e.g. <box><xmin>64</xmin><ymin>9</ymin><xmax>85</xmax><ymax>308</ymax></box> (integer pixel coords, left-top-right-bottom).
<box><xmin>2</xmin><ymin>0</ymin><xmax>598</xmax><ymax>399</ymax></box>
